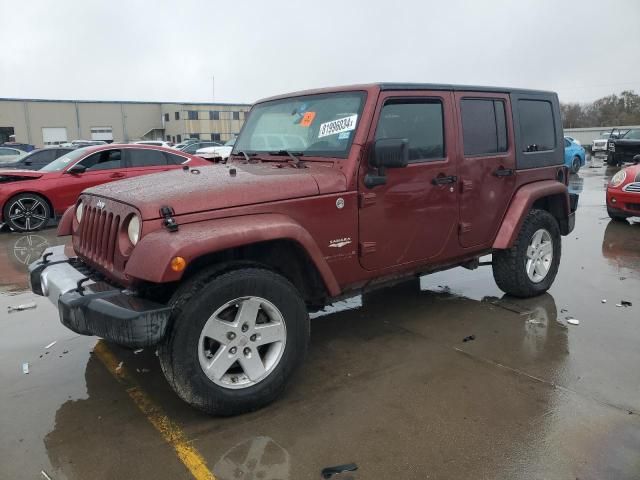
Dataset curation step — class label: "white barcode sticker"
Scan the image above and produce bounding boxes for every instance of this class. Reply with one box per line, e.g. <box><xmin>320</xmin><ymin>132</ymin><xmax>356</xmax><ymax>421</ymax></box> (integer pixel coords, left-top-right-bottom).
<box><xmin>318</xmin><ymin>114</ymin><xmax>358</xmax><ymax>138</ymax></box>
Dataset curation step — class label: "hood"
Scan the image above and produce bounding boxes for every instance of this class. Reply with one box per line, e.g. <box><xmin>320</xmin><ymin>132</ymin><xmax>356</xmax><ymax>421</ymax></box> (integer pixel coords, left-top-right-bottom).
<box><xmin>84</xmin><ymin>162</ymin><xmax>346</xmax><ymax>219</ymax></box>
<box><xmin>0</xmin><ymin>169</ymin><xmax>44</xmax><ymax>182</ymax></box>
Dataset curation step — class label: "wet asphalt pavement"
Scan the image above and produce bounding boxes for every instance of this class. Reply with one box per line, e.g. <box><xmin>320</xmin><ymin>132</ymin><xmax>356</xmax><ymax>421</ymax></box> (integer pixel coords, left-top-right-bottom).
<box><xmin>1</xmin><ymin>158</ymin><xmax>639</xmax><ymax>480</ymax></box>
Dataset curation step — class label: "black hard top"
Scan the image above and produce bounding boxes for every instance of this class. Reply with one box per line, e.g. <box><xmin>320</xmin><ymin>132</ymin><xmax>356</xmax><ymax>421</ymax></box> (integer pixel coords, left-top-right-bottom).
<box><xmin>378</xmin><ymin>83</ymin><xmax>556</xmax><ymax>96</ymax></box>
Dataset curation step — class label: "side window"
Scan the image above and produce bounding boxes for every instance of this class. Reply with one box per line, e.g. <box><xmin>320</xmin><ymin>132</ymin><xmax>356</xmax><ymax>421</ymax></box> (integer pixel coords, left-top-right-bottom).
<box><xmin>518</xmin><ymin>100</ymin><xmax>556</xmax><ymax>152</ymax></box>
<box><xmin>188</xmin><ymin>111</ymin><xmax>198</xmax><ymax>120</ymax></box>
<box><xmin>128</xmin><ymin>149</ymin><xmax>168</xmax><ymax>167</ymax></box>
<box><xmin>165</xmin><ymin>152</ymin><xmax>188</xmax><ymax>165</ymax></box>
<box><xmin>461</xmin><ymin>99</ymin><xmax>508</xmax><ymax>156</ymax></box>
<box><xmin>564</xmin><ymin>138</ymin><xmax>571</xmax><ymax>148</ymax></box>
<box><xmin>0</xmin><ymin>148</ymin><xmax>17</xmax><ymax>156</ymax></box>
<box><xmin>79</xmin><ymin>150</ymin><xmax>122</xmax><ymax>171</ymax></box>
<box><xmin>32</xmin><ymin>149</ymin><xmax>58</xmax><ymax>165</ymax></box>
<box><xmin>375</xmin><ymin>99</ymin><xmax>445</xmax><ymax>162</ymax></box>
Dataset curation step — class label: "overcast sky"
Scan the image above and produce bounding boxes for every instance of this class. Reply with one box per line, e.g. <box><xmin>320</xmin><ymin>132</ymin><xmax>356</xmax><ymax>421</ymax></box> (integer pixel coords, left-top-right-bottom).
<box><xmin>1</xmin><ymin>0</ymin><xmax>639</xmax><ymax>105</ymax></box>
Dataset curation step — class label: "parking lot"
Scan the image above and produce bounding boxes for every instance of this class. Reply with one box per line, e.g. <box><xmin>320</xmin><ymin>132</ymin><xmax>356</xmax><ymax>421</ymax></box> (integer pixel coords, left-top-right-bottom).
<box><xmin>1</xmin><ymin>159</ymin><xmax>639</xmax><ymax>479</ymax></box>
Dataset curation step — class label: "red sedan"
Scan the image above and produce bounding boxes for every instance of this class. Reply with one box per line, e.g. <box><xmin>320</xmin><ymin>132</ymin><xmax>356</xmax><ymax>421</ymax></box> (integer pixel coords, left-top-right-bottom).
<box><xmin>0</xmin><ymin>144</ymin><xmax>210</xmax><ymax>232</ymax></box>
<box><xmin>606</xmin><ymin>163</ymin><xmax>640</xmax><ymax>220</ymax></box>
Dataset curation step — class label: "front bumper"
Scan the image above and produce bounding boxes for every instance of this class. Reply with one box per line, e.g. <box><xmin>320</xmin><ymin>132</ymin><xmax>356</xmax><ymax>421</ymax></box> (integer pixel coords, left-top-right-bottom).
<box><xmin>606</xmin><ymin>189</ymin><xmax>640</xmax><ymax>215</ymax></box>
<box><xmin>29</xmin><ymin>246</ymin><xmax>171</xmax><ymax>348</ymax></box>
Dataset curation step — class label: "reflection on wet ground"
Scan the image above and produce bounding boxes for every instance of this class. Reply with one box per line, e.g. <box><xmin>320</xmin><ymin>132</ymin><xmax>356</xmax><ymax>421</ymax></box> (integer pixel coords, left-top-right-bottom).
<box><xmin>1</xmin><ymin>159</ymin><xmax>640</xmax><ymax>479</ymax></box>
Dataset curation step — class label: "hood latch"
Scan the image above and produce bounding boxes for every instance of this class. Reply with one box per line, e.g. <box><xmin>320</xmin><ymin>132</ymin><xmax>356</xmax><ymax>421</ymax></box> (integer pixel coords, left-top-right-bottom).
<box><xmin>160</xmin><ymin>206</ymin><xmax>179</xmax><ymax>232</ymax></box>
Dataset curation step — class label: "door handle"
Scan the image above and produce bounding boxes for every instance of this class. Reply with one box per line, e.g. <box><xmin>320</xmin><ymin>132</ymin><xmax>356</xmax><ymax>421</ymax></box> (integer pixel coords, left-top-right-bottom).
<box><xmin>431</xmin><ymin>174</ymin><xmax>457</xmax><ymax>185</ymax></box>
<box><xmin>493</xmin><ymin>167</ymin><xmax>514</xmax><ymax>177</ymax></box>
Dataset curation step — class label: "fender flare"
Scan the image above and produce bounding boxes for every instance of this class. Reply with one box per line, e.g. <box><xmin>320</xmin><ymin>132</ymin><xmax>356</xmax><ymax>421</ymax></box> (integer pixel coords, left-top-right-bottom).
<box><xmin>493</xmin><ymin>180</ymin><xmax>569</xmax><ymax>249</ymax></box>
<box><xmin>58</xmin><ymin>206</ymin><xmax>74</xmax><ymax>236</ymax></box>
<box><xmin>125</xmin><ymin>213</ymin><xmax>341</xmax><ymax>296</ymax></box>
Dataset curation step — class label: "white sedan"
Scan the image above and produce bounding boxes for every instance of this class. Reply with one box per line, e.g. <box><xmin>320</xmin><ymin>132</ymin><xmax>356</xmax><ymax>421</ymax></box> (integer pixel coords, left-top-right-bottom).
<box><xmin>195</xmin><ymin>138</ymin><xmax>236</xmax><ymax>161</ymax></box>
<box><xmin>0</xmin><ymin>147</ymin><xmax>27</xmax><ymax>163</ymax></box>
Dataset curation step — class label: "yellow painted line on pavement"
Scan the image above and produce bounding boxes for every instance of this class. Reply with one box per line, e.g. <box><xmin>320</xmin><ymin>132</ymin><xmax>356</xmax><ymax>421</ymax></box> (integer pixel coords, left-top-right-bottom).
<box><xmin>93</xmin><ymin>341</ymin><xmax>216</xmax><ymax>480</ymax></box>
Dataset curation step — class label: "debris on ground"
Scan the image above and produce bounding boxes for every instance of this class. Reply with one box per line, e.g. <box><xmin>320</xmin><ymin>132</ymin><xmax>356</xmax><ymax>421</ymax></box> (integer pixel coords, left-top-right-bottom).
<box><xmin>567</xmin><ymin>318</ymin><xmax>580</xmax><ymax>325</ymax></box>
<box><xmin>560</xmin><ymin>308</ymin><xmax>568</xmax><ymax>313</ymax></box>
<box><xmin>133</xmin><ymin>348</ymin><xmax>144</xmax><ymax>354</ymax></box>
<box><xmin>44</xmin><ymin>341</ymin><xmax>57</xmax><ymax>349</ymax></box>
<box><xmin>8</xmin><ymin>302</ymin><xmax>37</xmax><ymax>313</ymax></box>
<box><xmin>601</xmin><ymin>299</ymin><xmax>607</xmax><ymax>304</ymax></box>
<box><xmin>22</xmin><ymin>362</ymin><xmax>29</xmax><ymax>374</ymax></box>
<box><xmin>463</xmin><ymin>335</ymin><xmax>476</xmax><ymax>342</ymax></box>
<box><xmin>115</xmin><ymin>361</ymin><xmax>123</xmax><ymax>373</ymax></box>
<box><xmin>41</xmin><ymin>470</ymin><xmax>53</xmax><ymax>480</ymax></box>
<box><xmin>321</xmin><ymin>463</ymin><xmax>359</xmax><ymax>479</ymax></box>
<box><xmin>136</xmin><ymin>368</ymin><xmax>150</xmax><ymax>373</ymax></box>
<box><xmin>621</xmin><ymin>300</ymin><xmax>632</xmax><ymax>307</ymax></box>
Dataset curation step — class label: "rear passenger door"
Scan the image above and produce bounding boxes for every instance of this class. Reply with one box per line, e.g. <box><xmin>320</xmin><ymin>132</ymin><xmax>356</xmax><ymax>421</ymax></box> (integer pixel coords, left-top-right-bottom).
<box><xmin>455</xmin><ymin>92</ymin><xmax>516</xmax><ymax>248</ymax></box>
<box><xmin>358</xmin><ymin>91</ymin><xmax>459</xmax><ymax>270</ymax></box>
<box><xmin>124</xmin><ymin>148</ymin><xmax>172</xmax><ymax>178</ymax></box>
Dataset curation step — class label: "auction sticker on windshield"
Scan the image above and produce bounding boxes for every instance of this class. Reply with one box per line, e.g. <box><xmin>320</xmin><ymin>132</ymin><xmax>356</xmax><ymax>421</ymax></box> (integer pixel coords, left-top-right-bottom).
<box><xmin>318</xmin><ymin>114</ymin><xmax>358</xmax><ymax>138</ymax></box>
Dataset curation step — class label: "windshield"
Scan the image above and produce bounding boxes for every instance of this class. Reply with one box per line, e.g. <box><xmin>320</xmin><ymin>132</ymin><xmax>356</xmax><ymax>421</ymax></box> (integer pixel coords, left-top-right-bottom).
<box><xmin>39</xmin><ymin>148</ymin><xmax>88</xmax><ymax>172</ymax></box>
<box><xmin>234</xmin><ymin>92</ymin><xmax>365</xmax><ymax>158</ymax></box>
<box><xmin>623</xmin><ymin>129</ymin><xmax>640</xmax><ymax>140</ymax></box>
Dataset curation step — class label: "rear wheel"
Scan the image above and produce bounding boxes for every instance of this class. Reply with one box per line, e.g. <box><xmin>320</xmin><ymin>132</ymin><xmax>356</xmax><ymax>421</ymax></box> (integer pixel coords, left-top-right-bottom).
<box><xmin>492</xmin><ymin>209</ymin><xmax>561</xmax><ymax>298</ymax></box>
<box><xmin>3</xmin><ymin>193</ymin><xmax>51</xmax><ymax>232</ymax></box>
<box><xmin>571</xmin><ymin>156</ymin><xmax>581</xmax><ymax>173</ymax></box>
<box><xmin>159</xmin><ymin>267</ymin><xmax>309</xmax><ymax>416</ymax></box>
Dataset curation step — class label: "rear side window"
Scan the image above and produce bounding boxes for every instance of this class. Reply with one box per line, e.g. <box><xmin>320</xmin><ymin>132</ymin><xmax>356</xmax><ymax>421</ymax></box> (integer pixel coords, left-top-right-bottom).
<box><xmin>128</xmin><ymin>149</ymin><xmax>168</xmax><ymax>167</ymax></box>
<box><xmin>375</xmin><ymin>99</ymin><xmax>444</xmax><ymax>162</ymax></box>
<box><xmin>461</xmin><ymin>99</ymin><xmax>508</xmax><ymax>155</ymax></box>
<box><xmin>518</xmin><ymin>100</ymin><xmax>556</xmax><ymax>152</ymax></box>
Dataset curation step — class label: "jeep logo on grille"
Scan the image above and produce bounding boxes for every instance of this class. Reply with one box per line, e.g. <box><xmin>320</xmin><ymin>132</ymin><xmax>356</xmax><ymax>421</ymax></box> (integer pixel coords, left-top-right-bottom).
<box><xmin>96</xmin><ymin>200</ymin><xmax>106</xmax><ymax>209</ymax></box>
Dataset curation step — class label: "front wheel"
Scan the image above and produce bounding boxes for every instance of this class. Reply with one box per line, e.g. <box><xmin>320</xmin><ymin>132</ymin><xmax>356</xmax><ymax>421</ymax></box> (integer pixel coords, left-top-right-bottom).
<box><xmin>159</xmin><ymin>267</ymin><xmax>309</xmax><ymax>416</ymax></box>
<box><xmin>492</xmin><ymin>209</ymin><xmax>561</xmax><ymax>298</ymax></box>
<box><xmin>3</xmin><ymin>193</ymin><xmax>51</xmax><ymax>232</ymax></box>
<box><xmin>571</xmin><ymin>156</ymin><xmax>581</xmax><ymax>173</ymax></box>
<box><xmin>607</xmin><ymin>207</ymin><xmax>628</xmax><ymax>222</ymax></box>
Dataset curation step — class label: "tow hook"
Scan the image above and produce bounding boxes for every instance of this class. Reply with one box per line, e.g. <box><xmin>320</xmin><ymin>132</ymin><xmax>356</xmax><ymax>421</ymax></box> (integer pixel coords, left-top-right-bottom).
<box><xmin>160</xmin><ymin>206</ymin><xmax>179</xmax><ymax>232</ymax></box>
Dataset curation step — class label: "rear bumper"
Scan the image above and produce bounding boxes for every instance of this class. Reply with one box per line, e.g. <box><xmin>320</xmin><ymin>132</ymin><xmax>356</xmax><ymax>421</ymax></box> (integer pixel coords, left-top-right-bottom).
<box><xmin>29</xmin><ymin>246</ymin><xmax>171</xmax><ymax>348</ymax></box>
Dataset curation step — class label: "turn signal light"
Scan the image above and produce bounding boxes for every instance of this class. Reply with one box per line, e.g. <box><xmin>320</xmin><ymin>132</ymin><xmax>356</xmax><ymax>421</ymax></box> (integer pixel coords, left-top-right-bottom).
<box><xmin>170</xmin><ymin>256</ymin><xmax>187</xmax><ymax>272</ymax></box>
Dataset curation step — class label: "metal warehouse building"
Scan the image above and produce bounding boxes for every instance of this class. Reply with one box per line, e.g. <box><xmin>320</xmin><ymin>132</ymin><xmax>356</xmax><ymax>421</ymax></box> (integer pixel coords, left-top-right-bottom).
<box><xmin>0</xmin><ymin>98</ymin><xmax>251</xmax><ymax>147</ymax></box>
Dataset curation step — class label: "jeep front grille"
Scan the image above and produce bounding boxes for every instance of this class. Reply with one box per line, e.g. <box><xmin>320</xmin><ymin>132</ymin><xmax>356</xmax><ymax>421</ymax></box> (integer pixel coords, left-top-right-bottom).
<box><xmin>77</xmin><ymin>205</ymin><xmax>121</xmax><ymax>268</ymax></box>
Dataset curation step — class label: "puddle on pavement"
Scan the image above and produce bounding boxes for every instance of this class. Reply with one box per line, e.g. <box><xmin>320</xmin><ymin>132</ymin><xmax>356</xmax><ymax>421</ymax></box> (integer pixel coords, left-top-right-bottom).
<box><xmin>0</xmin><ymin>228</ymin><xmax>71</xmax><ymax>293</ymax></box>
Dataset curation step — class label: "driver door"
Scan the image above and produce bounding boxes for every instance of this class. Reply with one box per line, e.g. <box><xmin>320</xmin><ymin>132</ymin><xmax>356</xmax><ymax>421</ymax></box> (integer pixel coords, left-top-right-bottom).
<box><xmin>358</xmin><ymin>91</ymin><xmax>459</xmax><ymax>271</ymax></box>
<box><xmin>51</xmin><ymin>149</ymin><xmax>124</xmax><ymax>209</ymax></box>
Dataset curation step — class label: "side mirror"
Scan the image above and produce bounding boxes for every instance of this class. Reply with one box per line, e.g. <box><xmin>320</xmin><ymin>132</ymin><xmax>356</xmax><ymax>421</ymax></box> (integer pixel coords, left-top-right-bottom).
<box><xmin>370</xmin><ymin>138</ymin><xmax>409</xmax><ymax>169</ymax></box>
<box><xmin>365</xmin><ymin>138</ymin><xmax>409</xmax><ymax>188</ymax></box>
<box><xmin>66</xmin><ymin>164</ymin><xmax>86</xmax><ymax>175</ymax></box>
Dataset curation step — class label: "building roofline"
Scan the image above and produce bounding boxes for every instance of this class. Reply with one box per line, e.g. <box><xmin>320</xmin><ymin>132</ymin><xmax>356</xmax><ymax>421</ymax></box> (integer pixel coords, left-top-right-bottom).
<box><xmin>0</xmin><ymin>97</ymin><xmax>251</xmax><ymax>107</ymax></box>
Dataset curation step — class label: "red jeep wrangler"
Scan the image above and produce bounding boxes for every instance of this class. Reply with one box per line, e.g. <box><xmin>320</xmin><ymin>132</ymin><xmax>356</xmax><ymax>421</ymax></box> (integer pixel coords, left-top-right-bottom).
<box><xmin>30</xmin><ymin>84</ymin><xmax>578</xmax><ymax>415</ymax></box>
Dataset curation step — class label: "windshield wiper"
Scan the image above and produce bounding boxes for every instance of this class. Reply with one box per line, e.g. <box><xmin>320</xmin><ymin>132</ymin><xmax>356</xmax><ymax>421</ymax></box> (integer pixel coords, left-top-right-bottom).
<box><xmin>268</xmin><ymin>150</ymin><xmax>304</xmax><ymax>168</ymax></box>
<box><xmin>230</xmin><ymin>151</ymin><xmax>255</xmax><ymax>162</ymax></box>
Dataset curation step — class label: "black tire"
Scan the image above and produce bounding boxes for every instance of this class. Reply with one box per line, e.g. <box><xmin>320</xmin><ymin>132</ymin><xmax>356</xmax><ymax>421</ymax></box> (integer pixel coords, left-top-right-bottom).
<box><xmin>571</xmin><ymin>156</ymin><xmax>581</xmax><ymax>173</ymax></box>
<box><xmin>492</xmin><ymin>209</ymin><xmax>561</xmax><ymax>298</ymax></box>
<box><xmin>606</xmin><ymin>153</ymin><xmax>618</xmax><ymax>166</ymax></box>
<box><xmin>607</xmin><ymin>207</ymin><xmax>628</xmax><ymax>222</ymax></box>
<box><xmin>3</xmin><ymin>193</ymin><xmax>51</xmax><ymax>232</ymax></box>
<box><xmin>158</xmin><ymin>267</ymin><xmax>309</xmax><ymax>416</ymax></box>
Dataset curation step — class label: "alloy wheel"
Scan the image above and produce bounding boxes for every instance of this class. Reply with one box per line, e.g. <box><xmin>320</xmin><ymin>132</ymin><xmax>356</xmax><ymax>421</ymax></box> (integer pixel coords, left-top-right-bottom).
<box><xmin>7</xmin><ymin>198</ymin><xmax>48</xmax><ymax>231</ymax></box>
<box><xmin>525</xmin><ymin>228</ymin><xmax>553</xmax><ymax>283</ymax></box>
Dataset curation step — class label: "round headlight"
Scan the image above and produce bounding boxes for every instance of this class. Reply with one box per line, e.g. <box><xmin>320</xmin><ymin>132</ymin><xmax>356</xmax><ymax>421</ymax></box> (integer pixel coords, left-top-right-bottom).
<box><xmin>127</xmin><ymin>215</ymin><xmax>141</xmax><ymax>245</ymax></box>
<box><xmin>610</xmin><ymin>169</ymin><xmax>626</xmax><ymax>187</ymax></box>
<box><xmin>75</xmin><ymin>201</ymin><xmax>84</xmax><ymax>223</ymax></box>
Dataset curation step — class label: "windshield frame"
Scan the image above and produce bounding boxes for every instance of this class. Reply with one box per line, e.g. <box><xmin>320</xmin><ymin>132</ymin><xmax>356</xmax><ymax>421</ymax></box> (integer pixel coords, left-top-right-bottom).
<box><xmin>232</xmin><ymin>91</ymin><xmax>367</xmax><ymax>160</ymax></box>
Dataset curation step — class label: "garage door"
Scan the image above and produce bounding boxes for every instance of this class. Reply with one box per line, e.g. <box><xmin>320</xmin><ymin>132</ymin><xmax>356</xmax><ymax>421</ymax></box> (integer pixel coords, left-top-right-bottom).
<box><xmin>42</xmin><ymin>127</ymin><xmax>68</xmax><ymax>145</ymax></box>
<box><xmin>91</xmin><ymin>126</ymin><xmax>113</xmax><ymax>141</ymax></box>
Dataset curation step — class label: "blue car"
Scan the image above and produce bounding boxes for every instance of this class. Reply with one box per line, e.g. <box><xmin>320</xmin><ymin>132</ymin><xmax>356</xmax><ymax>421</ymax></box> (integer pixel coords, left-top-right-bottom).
<box><xmin>564</xmin><ymin>137</ymin><xmax>586</xmax><ymax>173</ymax></box>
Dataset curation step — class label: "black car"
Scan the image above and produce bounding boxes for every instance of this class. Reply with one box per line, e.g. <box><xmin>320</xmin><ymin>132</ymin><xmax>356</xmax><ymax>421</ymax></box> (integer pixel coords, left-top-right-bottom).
<box><xmin>0</xmin><ymin>147</ymin><xmax>74</xmax><ymax>170</ymax></box>
<box><xmin>607</xmin><ymin>129</ymin><xmax>640</xmax><ymax>166</ymax></box>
